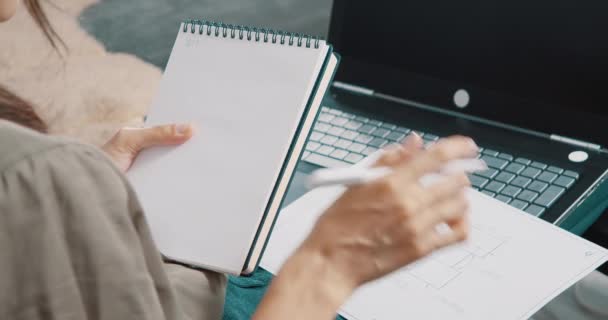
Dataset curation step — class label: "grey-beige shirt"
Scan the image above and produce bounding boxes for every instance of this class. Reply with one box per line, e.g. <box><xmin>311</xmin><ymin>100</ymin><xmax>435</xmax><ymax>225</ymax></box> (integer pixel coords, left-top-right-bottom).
<box><xmin>0</xmin><ymin>120</ymin><xmax>226</xmax><ymax>319</ymax></box>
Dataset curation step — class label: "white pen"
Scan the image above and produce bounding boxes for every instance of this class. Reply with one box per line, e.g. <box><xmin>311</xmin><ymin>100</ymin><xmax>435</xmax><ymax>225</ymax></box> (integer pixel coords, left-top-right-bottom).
<box><xmin>306</xmin><ymin>156</ymin><xmax>487</xmax><ymax>236</ymax></box>
<box><xmin>307</xmin><ymin>158</ymin><xmax>488</xmax><ymax>189</ymax></box>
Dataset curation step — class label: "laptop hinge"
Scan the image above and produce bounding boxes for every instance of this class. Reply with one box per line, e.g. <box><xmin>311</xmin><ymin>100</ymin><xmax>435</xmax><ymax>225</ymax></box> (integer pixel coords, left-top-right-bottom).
<box><xmin>549</xmin><ymin>135</ymin><xmax>602</xmax><ymax>151</ymax></box>
<box><xmin>332</xmin><ymin>81</ymin><xmax>374</xmax><ymax>96</ymax></box>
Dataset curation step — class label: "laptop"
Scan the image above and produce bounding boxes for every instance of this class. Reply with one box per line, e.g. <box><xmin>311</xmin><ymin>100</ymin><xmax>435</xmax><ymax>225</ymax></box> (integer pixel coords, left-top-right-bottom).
<box><xmin>284</xmin><ymin>0</ymin><xmax>608</xmax><ymax>226</ymax></box>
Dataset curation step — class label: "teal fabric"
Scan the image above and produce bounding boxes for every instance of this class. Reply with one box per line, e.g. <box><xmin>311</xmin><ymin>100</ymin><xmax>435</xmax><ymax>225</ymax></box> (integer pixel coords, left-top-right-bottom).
<box><xmin>223</xmin><ymin>268</ymin><xmax>345</xmax><ymax>320</ymax></box>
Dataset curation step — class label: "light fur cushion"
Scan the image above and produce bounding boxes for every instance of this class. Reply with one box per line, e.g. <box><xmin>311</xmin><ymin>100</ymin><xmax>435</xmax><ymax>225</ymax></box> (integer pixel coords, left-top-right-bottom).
<box><xmin>0</xmin><ymin>0</ymin><xmax>161</xmax><ymax>145</ymax></box>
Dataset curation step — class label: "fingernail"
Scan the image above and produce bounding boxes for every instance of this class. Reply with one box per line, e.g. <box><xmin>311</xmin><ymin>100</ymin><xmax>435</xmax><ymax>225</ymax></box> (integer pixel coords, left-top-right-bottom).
<box><xmin>409</xmin><ymin>132</ymin><xmax>421</xmax><ymax>140</ymax></box>
<box><xmin>175</xmin><ymin>124</ymin><xmax>192</xmax><ymax>136</ymax></box>
<box><xmin>466</xmin><ymin>138</ymin><xmax>479</xmax><ymax>151</ymax></box>
<box><xmin>403</xmin><ymin>133</ymin><xmax>421</xmax><ymax>146</ymax></box>
<box><xmin>403</xmin><ymin>134</ymin><xmax>416</xmax><ymax>145</ymax></box>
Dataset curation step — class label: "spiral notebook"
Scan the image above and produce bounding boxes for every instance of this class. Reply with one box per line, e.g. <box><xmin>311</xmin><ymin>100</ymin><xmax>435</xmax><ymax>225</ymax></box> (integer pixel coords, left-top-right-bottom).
<box><xmin>127</xmin><ymin>20</ymin><xmax>339</xmax><ymax>275</ymax></box>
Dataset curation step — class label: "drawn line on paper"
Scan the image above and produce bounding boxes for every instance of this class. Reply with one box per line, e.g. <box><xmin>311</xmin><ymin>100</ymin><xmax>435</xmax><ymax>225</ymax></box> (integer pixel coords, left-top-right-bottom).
<box><xmin>400</xmin><ymin>224</ymin><xmax>510</xmax><ymax>290</ymax></box>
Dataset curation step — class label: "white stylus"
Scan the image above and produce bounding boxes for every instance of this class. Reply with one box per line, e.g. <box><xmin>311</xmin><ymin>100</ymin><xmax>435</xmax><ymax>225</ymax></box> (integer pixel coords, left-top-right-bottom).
<box><xmin>307</xmin><ymin>158</ymin><xmax>488</xmax><ymax>189</ymax></box>
<box><xmin>306</xmin><ymin>156</ymin><xmax>487</xmax><ymax>236</ymax></box>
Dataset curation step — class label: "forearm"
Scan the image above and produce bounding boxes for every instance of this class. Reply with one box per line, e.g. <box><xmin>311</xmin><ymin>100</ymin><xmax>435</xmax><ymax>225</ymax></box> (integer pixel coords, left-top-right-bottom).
<box><xmin>253</xmin><ymin>243</ymin><xmax>355</xmax><ymax>320</ymax></box>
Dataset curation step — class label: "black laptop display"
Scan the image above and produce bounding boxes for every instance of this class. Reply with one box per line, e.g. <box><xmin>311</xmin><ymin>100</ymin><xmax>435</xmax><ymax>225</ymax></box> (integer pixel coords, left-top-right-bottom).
<box><xmin>329</xmin><ymin>0</ymin><xmax>608</xmax><ymax>146</ymax></box>
<box><xmin>295</xmin><ymin>0</ymin><xmax>608</xmax><ymax>228</ymax></box>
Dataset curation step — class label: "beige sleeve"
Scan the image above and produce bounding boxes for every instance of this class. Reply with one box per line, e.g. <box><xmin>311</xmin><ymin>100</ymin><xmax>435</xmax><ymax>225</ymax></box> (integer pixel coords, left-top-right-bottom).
<box><xmin>0</xmin><ymin>142</ymin><xmax>225</xmax><ymax>320</ymax></box>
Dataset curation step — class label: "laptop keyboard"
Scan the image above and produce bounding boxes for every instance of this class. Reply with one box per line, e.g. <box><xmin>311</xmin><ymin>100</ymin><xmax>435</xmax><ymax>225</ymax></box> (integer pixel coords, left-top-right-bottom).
<box><xmin>302</xmin><ymin>106</ymin><xmax>580</xmax><ymax>217</ymax></box>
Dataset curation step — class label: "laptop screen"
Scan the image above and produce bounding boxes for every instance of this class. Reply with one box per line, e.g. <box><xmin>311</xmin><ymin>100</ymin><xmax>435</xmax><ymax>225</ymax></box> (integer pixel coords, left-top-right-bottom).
<box><xmin>329</xmin><ymin>0</ymin><xmax>608</xmax><ymax>145</ymax></box>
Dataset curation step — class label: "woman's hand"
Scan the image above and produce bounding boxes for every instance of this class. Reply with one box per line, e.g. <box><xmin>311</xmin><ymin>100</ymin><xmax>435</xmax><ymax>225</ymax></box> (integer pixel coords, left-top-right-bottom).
<box><xmin>102</xmin><ymin>124</ymin><xmax>194</xmax><ymax>172</ymax></box>
<box><xmin>304</xmin><ymin>135</ymin><xmax>476</xmax><ymax>289</ymax></box>
<box><xmin>255</xmin><ymin>134</ymin><xmax>477</xmax><ymax>320</ymax></box>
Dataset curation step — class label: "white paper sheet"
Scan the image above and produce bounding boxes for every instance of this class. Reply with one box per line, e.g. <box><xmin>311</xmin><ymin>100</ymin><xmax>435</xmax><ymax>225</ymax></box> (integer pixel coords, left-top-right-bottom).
<box><xmin>261</xmin><ymin>185</ymin><xmax>608</xmax><ymax>320</ymax></box>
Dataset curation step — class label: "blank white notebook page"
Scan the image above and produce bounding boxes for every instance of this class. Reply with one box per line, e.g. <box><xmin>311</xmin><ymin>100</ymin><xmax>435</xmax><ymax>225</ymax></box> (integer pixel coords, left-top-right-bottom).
<box><xmin>127</xmin><ymin>24</ymin><xmax>329</xmax><ymax>274</ymax></box>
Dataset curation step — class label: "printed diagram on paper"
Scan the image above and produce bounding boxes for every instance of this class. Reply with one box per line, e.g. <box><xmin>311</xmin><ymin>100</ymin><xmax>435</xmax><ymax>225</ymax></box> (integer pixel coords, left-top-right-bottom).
<box><xmin>396</xmin><ymin>224</ymin><xmax>510</xmax><ymax>290</ymax></box>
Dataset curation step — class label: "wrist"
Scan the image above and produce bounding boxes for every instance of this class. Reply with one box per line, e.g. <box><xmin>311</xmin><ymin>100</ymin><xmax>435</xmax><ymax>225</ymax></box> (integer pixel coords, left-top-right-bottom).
<box><xmin>254</xmin><ymin>235</ymin><xmax>359</xmax><ymax>319</ymax></box>
<box><xmin>285</xmin><ymin>240</ymin><xmax>358</xmax><ymax>307</ymax></box>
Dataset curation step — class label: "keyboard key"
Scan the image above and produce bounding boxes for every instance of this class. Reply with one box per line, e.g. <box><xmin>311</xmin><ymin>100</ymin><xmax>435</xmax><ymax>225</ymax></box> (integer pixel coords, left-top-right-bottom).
<box><xmin>305</xmin><ymin>153</ymin><xmax>347</xmax><ymax>168</ymax></box>
<box><xmin>481</xmin><ymin>190</ymin><xmax>496</xmax><ymax>197</ymax></box>
<box><xmin>320</xmin><ymin>135</ymin><xmax>338</xmax><ymax>145</ymax></box>
<box><xmin>368</xmin><ymin>120</ymin><xmax>382</xmax><ymax>126</ymax></box>
<box><xmin>496</xmin><ymin>195</ymin><xmax>512</xmax><ymax>204</ymax></box>
<box><xmin>316</xmin><ymin>145</ymin><xmax>335</xmax><ymax>155</ymax></box>
<box><xmin>302</xmin><ymin>151</ymin><xmax>311</xmax><ymax>159</ymax></box>
<box><xmin>469</xmin><ymin>175</ymin><xmax>489</xmax><ymax>189</ymax></box>
<box><xmin>327</xmin><ymin>126</ymin><xmax>345</xmax><ymax>136</ymax></box>
<box><xmin>525</xmin><ymin>205</ymin><xmax>545</xmax><ymax>216</ymax></box>
<box><xmin>328</xmin><ymin>108</ymin><xmax>341</xmax><ymax>115</ymax></box>
<box><xmin>564</xmin><ymin>170</ymin><xmax>579</xmax><ymax>179</ymax></box>
<box><xmin>362</xmin><ymin>146</ymin><xmax>378</xmax><ymax>156</ymax></box>
<box><xmin>521</xmin><ymin>167</ymin><xmax>541</xmax><ymax>179</ymax></box>
<box><xmin>528</xmin><ymin>180</ymin><xmax>548</xmax><ymax>193</ymax></box>
<box><xmin>534</xmin><ymin>185</ymin><xmax>565</xmax><ymax>207</ymax></box>
<box><xmin>510</xmin><ymin>199</ymin><xmax>529</xmax><ymax>210</ymax></box>
<box><xmin>371</xmin><ymin>128</ymin><xmax>390</xmax><ymax>138</ymax></box>
<box><xmin>495</xmin><ymin>172</ymin><xmax>515</xmax><ymax>184</ymax></box>
<box><xmin>345</xmin><ymin>120</ymin><xmax>363</xmax><ymax>130</ymax></box>
<box><xmin>485</xmin><ymin>181</ymin><xmax>506</xmax><ymax>193</ymax></box>
<box><xmin>501</xmin><ymin>185</ymin><xmax>522</xmax><ymax>198</ymax></box>
<box><xmin>423</xmin><ymin>137</ymin><xmax>436</xmax><ymax>145</ymax></box>
<box><xmin>344</xmin><ymin>153</ymin><xmax>364</xmax><ymax>164</ymax></box>
<box><xmin>381</xmin><ymin>123</ymin><xmax>397</xmax><ymax>130</ymax></box>
<box><xmin>357</xmin><ymin>124</ymin><xmax>376</xmax><ymax>134</ymax></box>
<box><xmin>314</xmin><ymin>122</ymin><xmax>331</xmax><ymax>132</ymax></box>
<box><xmin>347</xmin><ymin>143</ymin><xmax>366</xmax><ymax>153</ymax></box>
<box><xmin>537</xmin><ymin>171</ymin><xmax>558</xmax><ymax>183</ymax></box>
<box><xmin>386</xmin><ymin>131</ymin><xmax>406</xmax><ymax>142</ymax></box>
<box><xmin>477</xmin><ymin>168</ymin><xmax>499</xmax><ymax>179</ymax></box>
<box><xmin>481</xmin><ymin>155</ymin><xmax>509</xmax><ymax>170</ymax></box>
<box><xmin>498</xmin><ymin>153</ymin><xmax>514</xmax><ymax>161</ymax></box>
<box><xmin>318</xmin><ymin>113</ymin><xmax>335</xmax><ymax>123</ymax></box>
<box><xmin>554</xmin><ymin>176</ymin><xmax>576</xmax><ymax>188</ymax></box>
<box><xmin>424</xmin><ymin>134</ymin><xmax>439</xmax><ymax>141</ymax></box>
<box><xmin>355</xmin><ymin>116</ymin><xmax>369</xmax><ymax>123</ymax></box>
<box><xmin>482</xmin><ymin>149</ymin><xmax>499</xmax><ymax>157</ymax></box>
<box><xmin>309</xmin><ymin>131</ymin><xmax>324</xmax><ymax>142</ymax></box>
<box><xmin>341</xmin><ymin>112</ymin><xmax>356</xmax><ymax>119</ymax></box>
<box><xmin>517</xmin><ymin>190</ymin><xmax>539</xmax><ymax>202</ymax></box>
<box><xmin>333</xmin><ymin>139</ymin><xmax>352</xmax><ymax>149</ymax></box>
<box><xmin>321</xmin><ymin>106</ymin><xmax>330</xmax><ymax>112</ymax></box>
<box><xmin>547</xmin><ymin>166</ymin><xmax>564</xmax><ymax>174</ymax></box>
<box><xmin>340</xmin><ymin>130</ymin><xmax>359</xmax><ymax>140</ymax></box>
<box><xmin>531</xmin><ymin>161</ymin><xmax>548</xmax><ymax>170</ymax></box>
<box><xmin>330</xmin><ymin>117</ymin><xmax>349</xmax><ymax>126</ymax></box>
<box><xmin>369</xmin><ymin>138</ymin><xmax>388</xmax><ymax>148</ymax></box>
<box><xmin>355</xmin><ymin>134</ymin><xmax>373</xmax><ymax>144</ymax></box>
<box><xmin>395</xmin><ymin>126</ymin><xmax>410</xmax><ymax>134</ymax></box>
<box><xmin>511</xmin><ymin>176</ymin><xmax>532</xmax><ymax>188</ymax></box>
<box><xmin>515</xmin><ymin>157</ymin><xmax>532</xmax><ymax>165</ymax></box>
<box><xmin>305</xmin><ymin>141</ymin><xmax>321</xmax><ymax>152</ymax></box>
<box><xmin>505</xmin><ymin>163</ymin><xmax>525</xmax><ymax>174</ymax></box>
<box><xmin>330</xmin><ymin>149</ymin><xmax>349</xmax><ymax>160</ymax></box>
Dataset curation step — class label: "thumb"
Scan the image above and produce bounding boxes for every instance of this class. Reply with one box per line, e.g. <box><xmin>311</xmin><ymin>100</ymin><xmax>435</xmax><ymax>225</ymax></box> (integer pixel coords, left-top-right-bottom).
<box><xmin>123</xmin><ymin>124</ymin><xmax>194</xmax><ymax>151</ymax></box>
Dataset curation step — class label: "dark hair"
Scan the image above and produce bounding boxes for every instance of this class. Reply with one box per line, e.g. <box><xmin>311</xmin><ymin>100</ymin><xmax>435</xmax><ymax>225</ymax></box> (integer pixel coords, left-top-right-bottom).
<box><xmin>0</xmin><ymin>85</ymin><xmax>48</xmax><ymax>133</ymax></box>
<box><xmin>0</xmin><ymin>0</ymin><xmax>62</xmax><ymax>132</ymax></box>
<box><xmin>23</xmin><ymin>0</ymin><xmax>66</xmax><ymax>51</ymax></box>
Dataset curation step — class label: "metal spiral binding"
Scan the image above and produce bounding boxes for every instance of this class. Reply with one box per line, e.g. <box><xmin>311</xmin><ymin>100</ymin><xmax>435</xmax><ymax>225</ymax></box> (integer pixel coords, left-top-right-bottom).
<box><xmin>182</xmin><ymin>19</ymin><xmax>321</xmax><ymax>49</ymax></box>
